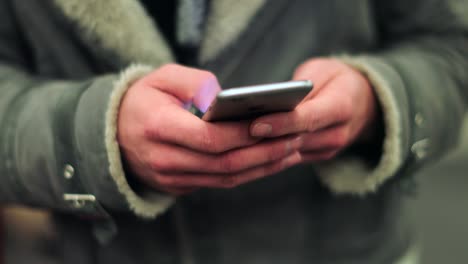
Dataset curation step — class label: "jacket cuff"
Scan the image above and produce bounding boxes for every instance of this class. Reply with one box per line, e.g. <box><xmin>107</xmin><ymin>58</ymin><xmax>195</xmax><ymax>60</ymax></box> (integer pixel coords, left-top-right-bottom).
<box><xmin>105</xmin><ymin>64</ymin><xmax>175</xmax><ymax>218</ymax></box>
<box><xmin>315</xmin><ymin>55</ymin><xmax>409</xmax><ymax>195</ymax></box>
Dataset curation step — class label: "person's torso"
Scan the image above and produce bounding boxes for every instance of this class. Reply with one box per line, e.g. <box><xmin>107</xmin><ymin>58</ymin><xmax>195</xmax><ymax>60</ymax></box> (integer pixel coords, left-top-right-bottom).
<box><xmin>4</xmin><ymin>0</ymin><xmax>412</xmax><ymax>263</ymax></box>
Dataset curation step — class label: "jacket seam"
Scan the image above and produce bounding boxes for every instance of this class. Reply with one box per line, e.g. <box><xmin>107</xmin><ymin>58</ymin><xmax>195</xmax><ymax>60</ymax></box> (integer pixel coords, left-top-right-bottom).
<box><xmin>2</xmin><ymin>86</ymin><xmax>35</xmax><ymax>202</ymax></box>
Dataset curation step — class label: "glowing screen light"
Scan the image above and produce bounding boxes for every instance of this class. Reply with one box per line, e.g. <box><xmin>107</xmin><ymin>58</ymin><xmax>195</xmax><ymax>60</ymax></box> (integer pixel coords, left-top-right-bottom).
<box><xmin>193</xmin><ymin>76</ymin><xmax>221</xmax><ymax>113</ymax></box>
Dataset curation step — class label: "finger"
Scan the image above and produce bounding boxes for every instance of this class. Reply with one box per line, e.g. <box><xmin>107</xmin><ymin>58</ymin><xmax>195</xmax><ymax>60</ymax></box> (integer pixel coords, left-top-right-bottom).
<box><xmin>145</xmin><ymin>104</ymin><xmax>259</xmax><ymax>153</ymax></box>
<box><xmin>250</xmin><ymin>89</ymin><xmax>351</xmax><ymax>137</ymax></box>
<box><xmin>292</xmin><ymin>59</ymin><xmax>345</xmax><ymax>95</ymax></box>
<box><xmin>142</xmin><ymin>64</ymin><xmax>220</xmax><ymax>111</ymax></box>
<box><xmin>299</xmin><ymin>125</ymin><xmax>350</xmax><ymax>152</ymax></box>
<box><xmin>301</xmin><ymin>149</ymin><xmax>340</xmax><ymax>162</ymax></box>
<box><xmin>150</xmin><ymin>152</ymin><xmax>302</xmax><ymax>189</ymax></box>
<box><xmin>147</xmin><ymin>136</ymin><xmax>303</xmax><ymax>174</ymax></box>
<box><xmin>155</xmin><ymin>186</ymin><xmax>199</xmax><ymax>196</ymax></box>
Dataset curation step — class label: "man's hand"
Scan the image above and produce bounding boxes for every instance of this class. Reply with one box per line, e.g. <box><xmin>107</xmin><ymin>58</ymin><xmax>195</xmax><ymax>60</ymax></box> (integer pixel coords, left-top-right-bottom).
<box><xmin>249</xmin><ymin>58</ymin><xmax>380</xmax><ymax>162</ymax></box>
<box><xmin>117</xmin><ymin>64</ymin><xmax>302</xmax><ymax>195</ymax></box>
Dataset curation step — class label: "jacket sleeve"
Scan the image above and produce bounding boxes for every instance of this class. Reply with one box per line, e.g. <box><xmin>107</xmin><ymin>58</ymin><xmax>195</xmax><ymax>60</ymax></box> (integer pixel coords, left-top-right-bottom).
<box><xmin>0</xmin><ymin>1</ymin><xmax>173</xmax><ymax>219</ymax></box>
<box><xmin>317</xmin><ymin>0</ymin><xmax>468</xmax><ymax>194</ymax></box>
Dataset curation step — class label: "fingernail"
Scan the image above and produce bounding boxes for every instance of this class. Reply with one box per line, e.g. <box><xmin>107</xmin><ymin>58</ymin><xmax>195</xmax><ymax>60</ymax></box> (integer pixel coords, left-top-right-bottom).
<box><xmin>281</xmin><ymin>153</ymin><xmax>301</xmax><ymax>169</ymax></box>
<box><xmin>286</xmin><ymin>137</ymin><xmax>303</xmax><ymax>154</ymax></box>
<box><xmin>251</xmin><ymin>123</ymin><xmax>272</xmax><ymax>137</ymax></box>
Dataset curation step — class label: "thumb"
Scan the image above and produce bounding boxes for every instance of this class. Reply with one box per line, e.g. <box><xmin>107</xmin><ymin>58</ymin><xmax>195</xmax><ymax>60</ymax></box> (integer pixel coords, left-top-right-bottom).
<box><xmin>142</xmin><ymin>64</ymin><xmax>221</xmax><ymax>111</ymax></box>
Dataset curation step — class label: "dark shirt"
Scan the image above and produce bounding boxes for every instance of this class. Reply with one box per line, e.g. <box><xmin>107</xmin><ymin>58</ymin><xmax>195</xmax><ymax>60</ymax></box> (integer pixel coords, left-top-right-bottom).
<box><xmin>139</xmin><ymin>0</ymin><xmax>207</xmax><ymax>65</ymax></box>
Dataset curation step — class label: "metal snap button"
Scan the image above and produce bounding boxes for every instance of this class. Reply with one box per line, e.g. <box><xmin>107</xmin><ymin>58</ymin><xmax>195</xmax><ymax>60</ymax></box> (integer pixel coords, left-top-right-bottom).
<box><xmin>64</xmin><ymin>164</ymin><xmax>75</xmax><ymax>179</ymax></box>
<box><xmin>411</xmin><ymin>138</ymin><xmax>430</xmax><ymax>160</ymax></box>
<box><xmin>415</xmin><ymin>113</ymin><xmax>424</xmax><ymax>127</ymax></box>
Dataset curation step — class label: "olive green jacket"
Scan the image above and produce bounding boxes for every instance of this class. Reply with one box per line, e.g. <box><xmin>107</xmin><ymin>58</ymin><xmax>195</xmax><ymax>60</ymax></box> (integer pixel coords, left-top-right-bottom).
<box><xmin>0</xmin><ymin>0</ymin><xmax>467</xmax><ymax>263</ymax></box>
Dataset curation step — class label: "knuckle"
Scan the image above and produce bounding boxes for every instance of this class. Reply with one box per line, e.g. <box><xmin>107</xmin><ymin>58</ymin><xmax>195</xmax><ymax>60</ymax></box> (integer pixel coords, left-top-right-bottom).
<box><xmin>341</xmin><ymin>127</ymin><xmax>351</xmax><ymax>145</ymax></box>
<box><xmin>142</xmin><ymin>114</ymin><xmax>164</xmax><ymax>140</ymax></box>
<box><xmin>293</xmin><ymin>63</ymin><xmax>309</xmax><ymax>77</ymax></box>
<box><xmin>268</xmin><ymin>144</ymin><xmax>284</xmax><ymax>161</ymax></box>
<box><xmin>305</xmin><ymin>114</ymin><xmax>321</xmax><ymax>132</ymax></box>
<box><xmin>170</xmin><ymin>177</ymin><xmax>185</xmax><ymax>186</ymax></box>
<box><xmin>219</xmin><ymin>154</ymin><xmax>236</xmax><ymax>173</ymax></box>
<box><xmin>265</xmin><ymin>162</ymin><xmax>283</xmax><ymax>176</ymax></box>
<box><xmin>199</xmin><ymin>71</ymin><xmax>217</xmax><ymax>82</ymax></box>
<box><xmin>159</xmin><ymin>63</ymin><xmax>180</xmax><ymax>73</ymax></box>
<box><xmin>153</xmin><ymin>174</ymin><xmax>173</xmax><ymax>186</ymax></box>
<box><xmin>221</xmin><ymin>176</ymin><xmax>238</xmax><ymax>188</ymax></box>
<box><xmin>294</xmin><ymin>59</ymin><xmax>321</xmax><ymax>79</ymax></box>
<box><xmin>199</xmin><ymin>129</ymin><xmax>216</xmax><ymax>152</ymax></box>
<box><xmin>331</xmin><ymin>129</ymin><xmax>349</xmax><ymax>148</ymax></box>
<box><xmin>300</xmin><ymin>58</ymin><xmax>319</xmax><ymax>70</ymax></box>
<box><xmin>143</xmin><ymin>124</ymin><xmax>159</xmax><ymax>140</ymax></box>
<box><xmin>329</xmin><ymin>58</ymin><xmax>347</xmax><ymax>69</ymax></box>
<box><xmin>148</xmin><ymin>157</ymin><xmax>170</xmax><ymax>172</ymax></box>
<box><xmin>200</xmin><ymin>128</ymin><xmax>221</xmax><ymax>153</ymax></box>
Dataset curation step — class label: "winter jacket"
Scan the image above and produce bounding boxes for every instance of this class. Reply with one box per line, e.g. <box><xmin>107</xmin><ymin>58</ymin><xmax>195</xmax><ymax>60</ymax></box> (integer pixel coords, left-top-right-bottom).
<box><xmin>1</xmin><ymin>0</ymin><xmax>467</xmax><ymax>263</ymax></box>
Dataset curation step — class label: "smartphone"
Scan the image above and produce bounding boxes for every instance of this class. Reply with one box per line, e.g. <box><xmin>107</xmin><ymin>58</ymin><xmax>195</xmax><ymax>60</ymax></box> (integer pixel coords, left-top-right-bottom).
<box><xmin>200</xmin><ymin>80</ymin><xmax>313</xmax><ymax>122</ymax></box>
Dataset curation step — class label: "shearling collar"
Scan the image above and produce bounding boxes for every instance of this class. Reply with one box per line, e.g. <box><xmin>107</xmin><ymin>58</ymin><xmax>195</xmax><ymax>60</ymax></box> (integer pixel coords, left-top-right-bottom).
<box><xmin>53</xmin><ymin>0</ymin><xmax>266</xmax><ymax>66</ymax></box>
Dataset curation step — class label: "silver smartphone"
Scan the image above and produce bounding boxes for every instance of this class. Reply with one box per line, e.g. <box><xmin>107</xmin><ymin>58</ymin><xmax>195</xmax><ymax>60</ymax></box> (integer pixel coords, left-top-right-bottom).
<box><xmin>201</xmin><ymin>80</ymin><xmax>313</xmax><ymax>122</ymax></box>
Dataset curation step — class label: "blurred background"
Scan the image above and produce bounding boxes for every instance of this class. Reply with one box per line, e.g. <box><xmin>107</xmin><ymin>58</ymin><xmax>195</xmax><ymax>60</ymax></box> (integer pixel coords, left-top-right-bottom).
<box><xmin>407</xmin><ymin>116</ymin><xmax>468</xmax><ymax>263</ymax></box>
